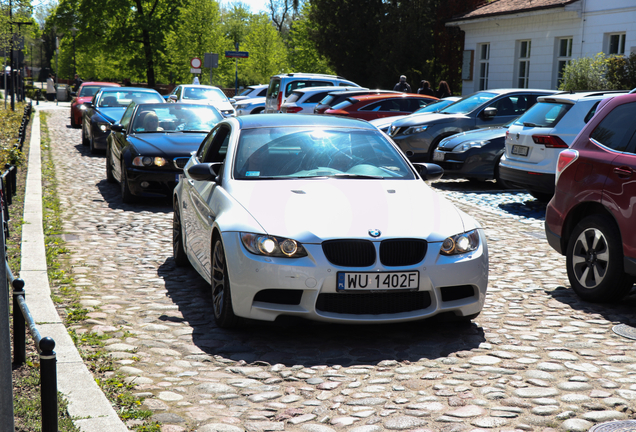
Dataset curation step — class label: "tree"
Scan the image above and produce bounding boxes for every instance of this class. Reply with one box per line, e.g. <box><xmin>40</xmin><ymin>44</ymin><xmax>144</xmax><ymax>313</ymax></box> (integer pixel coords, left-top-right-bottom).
<box><xmin>267</xmin><ymin>0</ymin><xmax>303</xmax><ymax>35</ymax></box>
<box><xmin>286</xmin><ymin>6</ymin><xmax>333</xmax><ymax>74</ymax></box>
<box><xmin>240</xmin><ymin>13</ymin><xmax>289</xmax><ymax>84</ymax></box>
<box><xmin>559</xmin><ymin>53</ymin><xmax>609</xmax><ymax>91</ymax></box>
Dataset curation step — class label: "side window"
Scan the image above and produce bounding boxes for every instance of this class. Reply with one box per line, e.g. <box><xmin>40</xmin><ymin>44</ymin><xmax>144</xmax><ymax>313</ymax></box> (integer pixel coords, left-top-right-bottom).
<box><xmin>268</xmin><ymin>80</ymin><xmax>280</xmax><ymax>98</ymax></box>
<box><xmin>491</xmin><ymin>96</ymin><xmax>515</xmax><ymax>116</ymax></box>
<box><xmin>361</xmin><ymin>101</ymin><xmax>383</xmax><ymax>112</ymax></box>
<box><xmin>396</xmin><ymin>98</ymin><xmax>414</xmax><ymax>111</ymax></box>
<box><xmin>590</xmin><ymin>102</ymin><xmax>636</xmax><ymax>152</ymax></box>
<box><xmin>203</xmin><ymin>126</ymin><xmax>231</xmax><ymax>163</ymax></box>
<box><xmin>175</xmin><ymin>87</ymin><xmax>182</xmax><ymax>99</ymax></box>
<box><xmin>307</xmin><ymin>92</ymin><xmax>330</xmax><ymax>103</ymax></box>
<box><xmin>120</xmin><ymin>105</ymin><xmax>135</xmax><ymax>128</ymax></box>
<box><xmin>285</xmin><ymin>80</ymin><xmax>331</xmax><ymax>96</ymax></box>
<box><xmin>258</xmin><ymin>88</ymin><xmax>268</xmax><ymax>97</ymax></box>
<box><xmin>583</xmin><ymin>101</ymin><xmax>601</xmax><ymax>124</ymax></box>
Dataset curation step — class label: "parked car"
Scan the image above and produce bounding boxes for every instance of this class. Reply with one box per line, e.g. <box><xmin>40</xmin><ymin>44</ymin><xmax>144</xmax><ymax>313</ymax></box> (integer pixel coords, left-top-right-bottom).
<box><xmin>70</xmin><ymin>81</ymin><xmax>120</xmax><ymax>128</ymax></box>
<box><xmin>173</xmin><ymin>114</ymin><xmax>488</xmax><ymax>328</ymax></box>
<box><xmin>107</xmin><ymin>103</ymin><xmax>224</xmax><ymax>203</ymax></box>
<box><xmin>81</xmin><ymin>87</ymin><xmax>164</xmax><ymax>154</ymax></box>
<box><xmin>389</xmin><ymin>89</ymin><xmax>556</xmax><ymax>162</ymax></box>
<box><xmin>233</xmin><ymin>84</ymin><xmax>268</xmax><ymax>102</ymax></box>
<box><xmin>235</xmin><ymin>97</ymin><xmax>266</xmax><ymax>116</ymax></box>
<box><xmin>498</xmin><ymin>90</ymin><xmax>627</xmax><ymax>201</ymax></box>
<box><xmin>324</xmin><ymin>93</ymin><xmax>438</xmax><ymax>121</ymax></box>
<box><xmin>167</xmin><ymin>85</ymin><xmax>236</xmax><ymax>117</ymax></box>
<box><xmin>314</xmin><ymin>89</ymin><xmax>396</xmax><ymax>114</ymax></box>
<box><xmin>265</xmin><ymin>73</ymin><xmax>360</xmax><ymax>113</ymax></box>
<box><xmin>545</xmin><ymin>92</ymin><xmax>636</xmax><ymax>302</ymax></box>
<box><xmin>431</xmin><ymin>117</ymin><xmax>517</xmax><ymax>186</ymax></box>
<box><xmin>280</xmin><ymin>86</ymin><xmax>361</xmax><ymax>114</ymax></box>
<box><xmin>370</xmin><ymin>97</ymin><xmax>461</xmax><ymax>134</ymax></box>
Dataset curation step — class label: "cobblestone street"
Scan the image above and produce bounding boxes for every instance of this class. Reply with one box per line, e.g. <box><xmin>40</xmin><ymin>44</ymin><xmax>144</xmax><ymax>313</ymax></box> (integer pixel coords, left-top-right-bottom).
<box><xmin>42</xmin><ymin>106</ymin><xmax>636</xmax><ymax>432</ymax></box>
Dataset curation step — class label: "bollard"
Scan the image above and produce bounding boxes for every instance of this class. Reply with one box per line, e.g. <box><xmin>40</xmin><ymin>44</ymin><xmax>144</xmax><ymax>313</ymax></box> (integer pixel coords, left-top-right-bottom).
<box><xmin>12</xmin><ymin>279</ymin><xmax>26</xmax><ymax>365</ymax></box>
<box><xmin>39</xmin><ymin>337</ymin><xmax>58</xmax><ymax>432</ymax></box>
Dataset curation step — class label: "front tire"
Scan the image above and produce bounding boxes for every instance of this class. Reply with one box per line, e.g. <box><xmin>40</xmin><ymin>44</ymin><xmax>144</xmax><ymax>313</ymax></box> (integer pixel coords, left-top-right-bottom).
<box><xmin>89</xmin><ymin>134</ymin><xmax>97</xmax><ymax>154</ymax></box>
<box><xmin>120</xmin><ymin>163</ymin><xmax>134</xmax><ymax>204</ymax></box>
<box><xmin>105</xmin><ymin>151</ymin><xmax>116</xmax><ymax>183</ymax></box>
<box><xmin>173</xmin><ymin>203</ymin><xmax>189</xmax><ymax>267</ymax></box>
<box><xmin>81</xmin><ymin>123</ymin><xmax>89</xmax><ymax>146</ymax></box>
<box><xmin>566</xmin><ymin>214</ymin><xmax>634</xmax><ymax>302</ymax></box>
<box><xmin>211</xmin><ymin>238</ymin><xmax>240</xmax><ymax>328</ymax></box>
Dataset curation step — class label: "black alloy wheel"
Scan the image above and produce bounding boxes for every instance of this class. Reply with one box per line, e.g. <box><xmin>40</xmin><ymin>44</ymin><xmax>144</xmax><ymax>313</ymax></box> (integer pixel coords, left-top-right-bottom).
<box><xmin>172</xmin><ymin>203</ymin><xmax>189</xmax><ymax>267</ymax></box>
<box><xmin>211</xmin><ymin>238</ymin><xmax>240</xmax><ymax>328</ymax></box>
<box><xmin>566</xmin><ymin>214</ymin><xmax>634</xmax><ymax>302</ymax></box>
<box><xmin>120</xmin><ymin>162</ymin><xmax>134</xmax><ymax>204</ymax></box>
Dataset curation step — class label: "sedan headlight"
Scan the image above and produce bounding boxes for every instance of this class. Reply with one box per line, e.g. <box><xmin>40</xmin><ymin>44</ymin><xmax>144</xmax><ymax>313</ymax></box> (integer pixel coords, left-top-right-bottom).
<box><xmin>132</xmin><ymin>156</ymin><xmax>168</xmax><ymax>167</ymax></box>
<box><xmin>403</xmin><ymin>125</ymin><xmax>428</xmax><ymax>135</ymax></box>
<box><xmin>98</xmin><ymin>122</ymin><xmax>110</xmax><ymax>132</ymax></box>
<box><xmin>79</xmin><ymin>105</ymin><xmax>87</xmax><ymax>111</ymax></box>
<box><xmin>452</xmin><ymin>140</ymin><xmax>490</xmax><ymax>153</ymax></box>
<box><xmin>240</xmin><ymin>233</ymin><xmax>308</xmax><ymax>258</ymax></box>
<box><xmin>440</xmin><ymin>229</ymin><xmax>480</xmax><ymax>256</ymax></box>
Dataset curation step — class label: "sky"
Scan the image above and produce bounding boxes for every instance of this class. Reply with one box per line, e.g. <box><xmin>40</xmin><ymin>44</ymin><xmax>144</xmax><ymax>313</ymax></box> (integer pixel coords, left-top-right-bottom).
<box><xmin>221</xmin><ymin>0</ymin><xmax>270</xmax><ymax>14</ymax></box>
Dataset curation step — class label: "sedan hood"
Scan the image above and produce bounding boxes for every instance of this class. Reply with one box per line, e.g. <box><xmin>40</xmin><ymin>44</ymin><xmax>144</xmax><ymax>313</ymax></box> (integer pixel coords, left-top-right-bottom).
<box><xmin>128</xmin><ymin>133</ymin><xmax>207</xmax><ymax>157</ymax></box>
<box><xmin>392</xmin><ymin>112</ymin><xmax>468</xmax><ymax>127</ymax></box>
<box><xmin>438</xmin><ymin>126</ymin><xmax>506</xmax><ymax>148</ymax></box>
<box><xmin>97</xmin><ymin>107</ymin><xmax>127</xmax><ymax>123</ymax></box>
<box><xmin>228</xmin><ymin>179</ymin><xmax>473</xmax><ymax>243</ymax></box>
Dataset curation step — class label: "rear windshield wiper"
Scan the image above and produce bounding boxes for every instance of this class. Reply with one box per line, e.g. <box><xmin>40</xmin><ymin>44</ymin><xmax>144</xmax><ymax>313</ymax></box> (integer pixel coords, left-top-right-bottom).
<box><xmin>523</xmin><ymin>122</ymin><xmax>539</xmax><ymax>127</ymax></box>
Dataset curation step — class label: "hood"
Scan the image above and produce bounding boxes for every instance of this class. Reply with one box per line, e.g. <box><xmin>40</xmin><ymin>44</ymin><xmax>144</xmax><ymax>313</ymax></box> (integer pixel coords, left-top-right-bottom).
<box><xmin>128</xmin><ymin>132</ymin><xmax>207</xmax><ymax>157</ymax></box>
<box><xmin>227</xmin><ymin>179</ymin><xmax>471</xmax><ymax>243</ymax></box>
<box><xmin>391</xmin><ymin>112</ymin><xmax>467</xmax><ymax>128</ymax></box>
<box><xmin>438</xmin><ymin>126</ymin><xmax>506</xmax><ymax>148</ymax></box>
<box><xmin>369</xmin><ymin>115</ymin><xmax>408</xmax><ymax>128</ymax></box>
<box><xmin>97</xmin><ymin>107</ymin><xmax>127</xmax><ymax>123</ymax></box>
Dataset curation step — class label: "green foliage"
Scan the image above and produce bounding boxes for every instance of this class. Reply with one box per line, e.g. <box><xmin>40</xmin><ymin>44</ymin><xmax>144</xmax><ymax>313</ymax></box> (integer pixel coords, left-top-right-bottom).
<box><xmin>0</xmin><ymin>104</ymin><xmax>27</xmax><ymax>166</ymax></box>
<box><xmin>558</xmin><ymin>53</ymin><xmax>609</xmax><ymax>91</ymax></box>
<box><xmin>606</xmin><ymin>52</ymin><xmax>636</xmax><ymax>90</ymax></box>
<box><xmin>240</xmin><ymin>13</ymin><xmax>290</xmax><ymax>84</ymax></box>
<box><xmin>286</xmin><ymin>5</ymin><xmax>333</xmax><ymax>74</ymax></box>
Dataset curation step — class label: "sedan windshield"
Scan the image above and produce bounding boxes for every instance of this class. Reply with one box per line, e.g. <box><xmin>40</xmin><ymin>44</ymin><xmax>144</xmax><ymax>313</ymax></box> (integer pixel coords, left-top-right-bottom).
<box><xmin>78</xmin><ymin>85</ymin><xmax>102</xmax><ymax>98</ymax></box>
<box><xmin>131</xmin><ymin>104</ymin><xmax>223</xmax><ymax>133</ymax></box>
<box><xmin>440</xmin><ymin>92</ymin><xmax>497</xmax><ymax>115</ymax></box>
<box><xmin>412</xmin><ymin>98</ymin><xmax>456</xmax><ymax>114</ymax></box>
<box><xmin>98</xmin><ymin>91</ymin><xmax>163</xmax><ymax>107</ymax></box>
<box><xmin>234</xmin><ymin>127</ymin><xmax>416</xmax><ymax>180</ymax></box>
<box><xmin>182</xmin><ymin>87</ymin><xmax>228</xmax><ymax>102</ymax></box>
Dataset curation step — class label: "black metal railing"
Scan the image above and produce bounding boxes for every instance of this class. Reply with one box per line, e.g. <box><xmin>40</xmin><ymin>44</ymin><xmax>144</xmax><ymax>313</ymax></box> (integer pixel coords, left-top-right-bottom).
<box><xmin>0</xmin><ymin>102</ymin><xmax>58</xmax><ymax>432</ymax></box>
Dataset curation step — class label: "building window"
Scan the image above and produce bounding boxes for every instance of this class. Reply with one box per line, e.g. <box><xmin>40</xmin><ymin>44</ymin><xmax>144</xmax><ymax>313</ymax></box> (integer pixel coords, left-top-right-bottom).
<box><xmin>478</xmin><ymin>43</ymin><xmax>489</xmax><ymax>91</ymax></box>
<box><xmin>517</xmin><ymin>40</ymin><xmax>531</xmax><ymax>88</ymax></box>
<box><xmin>557</xmin><ymin>37</ymin><xmax>573</xmax><ymax>87</ymax></box>
<box><xmin>608</xmin><ymin>33</ymin><xmax>626</xmax><ymax>55</ymax></box>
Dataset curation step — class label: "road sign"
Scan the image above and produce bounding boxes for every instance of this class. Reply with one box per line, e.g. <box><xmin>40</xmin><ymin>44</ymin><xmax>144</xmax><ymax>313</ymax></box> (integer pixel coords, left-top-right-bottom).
<box><xmin>190</xmin><ymin>68</ymin><xmax>201</xmax><ymax>74</ymax></box>
<box><xmin>225</xmin><ymin>51</ymin><xmax>249</xmax><ymax>59</ymax></box>
<box><xmin>204</xmin><ymin>53</ymin><xmax>219</xmax><ymax>68</ymax></box>
<box><xmin>190</xmin><ymin>57</ymin><xmax>202</xmax><ymax>68</ymax></box>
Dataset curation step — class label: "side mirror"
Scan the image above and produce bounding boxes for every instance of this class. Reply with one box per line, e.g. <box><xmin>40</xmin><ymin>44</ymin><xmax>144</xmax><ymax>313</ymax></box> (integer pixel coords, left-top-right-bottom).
<box><xmin>83</xmin><ymin>101</ymin><xmax>92</xmax><ymax>107</ymax></box>
<box><xmin>229</xmin><ymin>98</ymin><xmax>236</xmax><ymax>104</ymax></box>
<box><xmin>412</xmin><ymin>163</ymin><xmax>444</xmax><ymax>182</ymax></box>
<box><xmin>481</xmin><ymin>107</ymin><xmax>497</xmax><ymax>119</ymax></box>
<box><xmin>110</xmin><ymin>124</ymin><xmax>125</xmax><ymax>133</ymax></box>
<box><xmin>187</xmin><ymin>162</ymin><xmax>223</xmax><ymax>183</ymax></box>
<box><xmin>70</xmin><ymin>91</ymin><xmax>77</xmax><ymax>97</ymax></box>
<box><xmin>168</xmin><ymin>95</ymin><xmax>178</xmax><ymax>102</ymax></box>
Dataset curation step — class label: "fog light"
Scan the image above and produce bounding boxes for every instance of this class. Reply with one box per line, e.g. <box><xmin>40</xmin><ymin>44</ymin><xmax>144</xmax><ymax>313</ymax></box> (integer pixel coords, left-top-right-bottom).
<box><xmin>154</xmin><ymin>157</ymin><xmax>167</xmax><ymax>167</ymax></box>
<box><xmin>142</xmin><ymin>156</ymin><xmax>153</xmax><ymax>166</ymax></box>
<box><xmin>140</xmin><ymin>181</ymin><xmax>150</xmax><ymax>188</ymax></box>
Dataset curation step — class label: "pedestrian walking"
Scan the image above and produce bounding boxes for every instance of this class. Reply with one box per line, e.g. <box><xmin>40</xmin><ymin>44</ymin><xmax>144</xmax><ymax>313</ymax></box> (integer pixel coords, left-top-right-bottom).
<box><xmin>393</xmin><ymin>75</ymin><xmax>412</xmax><ymax>93</ymax></box>
<box><xmin>73</xmin><ymin>73</ymin><xmax>83</xmax><ymax>92</ymax></box>
<box><xmin>417</xmin><ymin>80</ymin><xmax>435</xmax><ymax>97</ymax></box>
<box><xmin>46</xmin><ymin>74</ymin><xmax>56</xmax><ymax>101</ymax></box>
<box><xmin>436</xmin><ymin>80</ymin><xmax>451</xmax><ymax>98</ymax></box>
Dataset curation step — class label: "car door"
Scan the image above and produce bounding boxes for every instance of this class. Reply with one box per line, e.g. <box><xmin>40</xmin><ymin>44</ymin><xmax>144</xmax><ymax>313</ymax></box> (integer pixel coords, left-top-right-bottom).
<box><xmin>183</xmin><ymin>124</ymin><xmax>231</xmax><ymax>277</ymax></box>
<box><xmin>477</xmin><ymin>94</ymin><xmax>537</xmax><ymax>128</ymax></box>
<box><xmin>110</xmin><ymin>104</ymin><xmax>137</xmax><ymax>181</ymax></box>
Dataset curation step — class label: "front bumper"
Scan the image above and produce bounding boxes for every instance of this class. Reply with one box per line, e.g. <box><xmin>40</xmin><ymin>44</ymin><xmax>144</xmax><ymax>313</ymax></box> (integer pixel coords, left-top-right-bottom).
<box><xmin>498</xmin><ymin>165</ymin><xmax>555</xmax><ymax>194</ymax></box>
<box><xmin>433</xmin><ymin>148</ymin><xmax>501</xmax><ymax>180</ymax></box>
<box><xmin>220</xmin><ymin>230</ymin><xmax>489</xmax><ymax>324</ymax></box>
<box><xmin>124</xmin><ymin>166</ymin><xmax>180</xmax><ymax>197</ymax></box>
<box><xmin>391</xmin><ymin>132</ymin><xmax>434</xmax><ymax>161</ymax></box>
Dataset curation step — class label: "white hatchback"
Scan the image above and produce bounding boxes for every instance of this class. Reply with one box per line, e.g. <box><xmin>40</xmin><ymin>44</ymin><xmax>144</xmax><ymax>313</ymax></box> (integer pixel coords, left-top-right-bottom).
<box><xmin>168</xmin><ymin>84</ymin><xmax>236</xmax><ymax>117</ymax></box>
<box><xmin>499</xmin><ymin>91</ymin><xmax>626</xmax><ymax>201</ymax></box>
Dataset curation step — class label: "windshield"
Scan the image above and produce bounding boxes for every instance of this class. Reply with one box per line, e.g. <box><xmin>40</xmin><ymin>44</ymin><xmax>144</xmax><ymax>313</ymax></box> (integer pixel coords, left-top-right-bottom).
<box><xmin>131</xmin><ymin>104</ymin><xmax>223</xmax><ymax>133</ymax></box>
<box><xmin>98</xmin><ymin>91</ymin><xmax>163</xmax><ymax>108</ymax></box>
<box><xmin>330</xmin><ymin>99</ymin><xmax>356</xmax><ymax>111</ymax></box>
<box><xmin>440</xmin><ymin>92</ymin><xmax>497</xmax><ymax>115</ymax></box>
<box><xmin>412</xmin><ymin>98</ymin><xmax>456</xmax><ymax>114</ymax></box>
<box><xmin>182</xmin><ymin>87</ymin><xmax>228</xmax><ymax>102</ymax></box>
<box><xmin>234</xmin><ymin>127</ymin><xmax>415</xmax><ymax>180</ymax></box>
<box><xmin>79</xmin><ymin>85</ymin><xmax>102</xmax><ymax>97</ymax></box>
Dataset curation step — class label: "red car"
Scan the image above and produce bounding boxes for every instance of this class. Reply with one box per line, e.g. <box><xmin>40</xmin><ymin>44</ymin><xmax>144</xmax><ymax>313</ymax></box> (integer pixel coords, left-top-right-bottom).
<box><xmin>324</xmin><ymin>93</ymin><xmax>438</xmax><ymax>121</ymax></box>
<box><xmin>545</xmin><ymin>92</ymin><xmax>636</xmax><ymax>302</ymax></box>
<box><xmin>70</xmin><ymin>81</ymin><xmax>121</xmax><ymax>128</ymax></box>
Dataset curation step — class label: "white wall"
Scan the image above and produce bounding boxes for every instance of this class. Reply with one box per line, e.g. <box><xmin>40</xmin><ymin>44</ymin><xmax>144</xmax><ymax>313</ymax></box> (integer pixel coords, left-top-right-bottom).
<box><xmin>453</xmin><ymin>1</ymin><xmax>636</xmax><ymax>95</ymax></box>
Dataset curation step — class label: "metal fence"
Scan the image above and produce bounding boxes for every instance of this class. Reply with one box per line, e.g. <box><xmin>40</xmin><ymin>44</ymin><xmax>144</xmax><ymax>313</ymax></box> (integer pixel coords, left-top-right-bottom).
<box><xmin>0</xmin><ymin>102</ymin><xmax>59</xmax><ymax>432</ymax></box>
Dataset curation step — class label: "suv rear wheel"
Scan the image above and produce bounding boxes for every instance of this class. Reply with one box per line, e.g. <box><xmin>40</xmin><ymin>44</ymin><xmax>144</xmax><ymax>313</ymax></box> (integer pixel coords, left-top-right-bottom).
<box><xmin>566</xmin><ymin>214</ymin><xmax>634</xmax><ymax>302</ymax></box>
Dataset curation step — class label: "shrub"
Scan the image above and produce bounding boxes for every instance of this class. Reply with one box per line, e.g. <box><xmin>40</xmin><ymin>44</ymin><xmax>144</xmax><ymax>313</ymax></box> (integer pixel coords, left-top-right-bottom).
<box><xmin>559</xmin><ymin>53</ymin><xmax>609</xmax><ymax>91</ymax></box>
<box><xmin>606</xmin><ymin>52</ymin><xmax>636</xmax><ymax>91</ymax></box>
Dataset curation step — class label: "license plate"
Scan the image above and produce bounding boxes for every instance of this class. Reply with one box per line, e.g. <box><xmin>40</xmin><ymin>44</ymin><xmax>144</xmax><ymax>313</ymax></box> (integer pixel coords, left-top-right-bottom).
<box><xmin>337</xmin><ymin>271</ymin><xmax>419</xmax><ymax>291</ymax></box>
<box><xmin>432</xmin><ymin>151</ymin><xmax>445</xmax><ymax>162</ymax></box>
<box><xmin>512</xmin><ymin>145</ymin><xmax>529</xmax><ymax>156</ymax></box>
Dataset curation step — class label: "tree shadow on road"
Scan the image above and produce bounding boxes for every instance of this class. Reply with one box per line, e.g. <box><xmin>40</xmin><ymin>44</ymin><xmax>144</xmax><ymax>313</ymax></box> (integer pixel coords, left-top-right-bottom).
<box><xmin>156</xmin><ymin>258</ymin><xmax>486</xmax><ymax>367</ymax></box>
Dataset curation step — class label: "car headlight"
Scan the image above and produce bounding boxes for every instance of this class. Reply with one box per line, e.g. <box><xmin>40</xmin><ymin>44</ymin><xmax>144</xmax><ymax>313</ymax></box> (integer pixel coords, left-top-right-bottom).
<box><xmin>240</xmin><ymin>233</ymin><xmax>308</xmax><ymax>258</ymax></box>
<box><xmin>440</xmin><ymin>229</ymin><xmax>480</xmax><ymax>256</ymax></box>
<box><xmin>79</xmin><ymin>105</ymin><xmax>87</xmax><ymax>111</ymax></box>
<box><xmin>452</xmin><ymin>140</ymin><xmax>490</xmax><ymax>153</ymax></box>
<box><xmin>98</xmin><ymin>122</ymin><xmax>110</xmax><ymax>132</ymax></box>
<box><xmin>132</xmin><ymin>156</ymin><xmax>168</xmax><ymax>167</ymax></box>
<box><xmin>403</xmin><ymin>125</ymin><xmax>428</xmax><ymax>135</ymax></box>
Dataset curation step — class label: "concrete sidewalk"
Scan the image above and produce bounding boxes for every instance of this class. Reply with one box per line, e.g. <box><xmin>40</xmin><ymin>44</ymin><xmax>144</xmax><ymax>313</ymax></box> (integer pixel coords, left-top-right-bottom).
<box><xmin>21</xmin><ymin>104</ymin><xmax>130</xmax><ymax>431</ymax></box>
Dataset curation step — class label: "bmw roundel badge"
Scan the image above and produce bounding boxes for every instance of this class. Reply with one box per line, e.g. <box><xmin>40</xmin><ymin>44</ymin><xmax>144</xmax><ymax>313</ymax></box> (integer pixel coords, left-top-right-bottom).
<box><xmin>369</xmin><ymin>229</ymin><xmax>381</xmax><ymax>238</ymax></box>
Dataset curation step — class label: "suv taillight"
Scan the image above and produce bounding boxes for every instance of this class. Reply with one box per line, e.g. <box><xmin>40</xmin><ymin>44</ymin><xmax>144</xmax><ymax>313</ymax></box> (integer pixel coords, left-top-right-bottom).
<box><xmin>283</xmin><ymin>106</ymin><xmax>303</xmax><ymax>114</ymax></box>
<box><xmin>532</xmin><ymin>135</ymin><xmax>569</xmax><ymax>148</ymax></box>
<box><xmin>555</xmin><ymin>149</ymin><xmax>579</xmax><ymax>184</ymax></box>
<box><xmin>277</xmin><ymin>92</ymin><xmax>283</xmax><ymax>112</ymax></box>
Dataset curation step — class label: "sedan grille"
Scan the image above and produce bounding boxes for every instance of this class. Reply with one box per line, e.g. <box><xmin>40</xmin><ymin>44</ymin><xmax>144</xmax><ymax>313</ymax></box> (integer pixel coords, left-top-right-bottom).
<box><xmin>316</xmin><ymin>291</ymin><xmax>431</xmax><ymax>315</ymax></box>
<box><xmin>322</xmin><ymin>240</ymin><xmax>375</xmax><ymax>267</ymax></box>
<box><xmin>380</xmin><ymin>239</ymin><xmax>427</xmax><ymax>266</ymax></box>
<box><xmin>173</xmin><ymin>157</ymin><xmax>189</xmax><ymax>169</ymax></box>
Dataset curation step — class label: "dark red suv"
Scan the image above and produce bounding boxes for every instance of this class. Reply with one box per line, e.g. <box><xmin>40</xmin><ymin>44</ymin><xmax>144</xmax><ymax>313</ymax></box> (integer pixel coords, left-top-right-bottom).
<box><xmin>545</xmin><ymin>92</ymin><xmax>636</xmax><ymax>302</ymax></box>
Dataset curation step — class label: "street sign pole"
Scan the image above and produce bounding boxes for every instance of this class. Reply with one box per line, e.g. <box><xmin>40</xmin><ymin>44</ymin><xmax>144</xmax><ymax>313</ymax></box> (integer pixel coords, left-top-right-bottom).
<box><xmin>234</xmin><ymin>42</ymin><xmax>239</xmax><ymax>96</ymax></box>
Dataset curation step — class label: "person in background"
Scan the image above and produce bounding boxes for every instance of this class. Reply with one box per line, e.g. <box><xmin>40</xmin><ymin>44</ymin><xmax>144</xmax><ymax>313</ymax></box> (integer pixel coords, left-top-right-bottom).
<box><xmin>73</xmin><ymin>73</ymin><xmax>83</xmax><ymax>92</ymax></box>
<box><xmin>436</xmin><ymin>80</ymin><xmax>451</xmax><ymax>98</ymax></box>
<box><xmin>417</xmin><ymin>80</ymin><xmax>435</xmax><ymax>97</ymax></box>
<box><xmin>46</xmin><ymin>74</ymin><xmax>56</xmax><ymax>101</ymax></box>
<box><xmin>393</xmin><ymin>75</ymin><xmax>412</xmax><ymax>93</ymax></box>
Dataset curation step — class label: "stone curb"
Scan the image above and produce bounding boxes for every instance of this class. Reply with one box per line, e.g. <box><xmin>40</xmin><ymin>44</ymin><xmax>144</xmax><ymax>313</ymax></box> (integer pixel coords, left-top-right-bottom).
<box><xmin>21</xmin><ymin>106</ymin><xmax>130</xmax><ymax>432</ymax></box>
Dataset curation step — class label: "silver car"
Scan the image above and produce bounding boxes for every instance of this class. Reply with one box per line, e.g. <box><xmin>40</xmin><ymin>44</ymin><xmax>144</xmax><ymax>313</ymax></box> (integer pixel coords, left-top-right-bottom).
<box><xmin>173</xmin><ymin>114</ymin><xmax>489</xmax><ymax>328</ymax></box>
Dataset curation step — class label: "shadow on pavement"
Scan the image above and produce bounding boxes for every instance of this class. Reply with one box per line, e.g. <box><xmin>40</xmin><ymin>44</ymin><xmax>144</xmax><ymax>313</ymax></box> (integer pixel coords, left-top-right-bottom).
<box><xmin>157</xmin><ymin>258</ymin><xmax>486</xmax><ymax>367</ymax></box>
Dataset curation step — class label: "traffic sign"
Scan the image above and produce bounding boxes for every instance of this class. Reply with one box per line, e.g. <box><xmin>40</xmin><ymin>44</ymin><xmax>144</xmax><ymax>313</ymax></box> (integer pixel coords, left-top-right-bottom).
<box><xmin>190</xmin><ymin>68</ymin><xmax>201</xmax><ymax>74</ymax></box>
<box><xmin>225</xmin><ymin>51</ymin><xmax>249</xmax><ymax>59</ymax></box>
<box><xmin>190</xmin><ymin>57</ymin><xmax>202</xmax><ymax>68</ymax></box>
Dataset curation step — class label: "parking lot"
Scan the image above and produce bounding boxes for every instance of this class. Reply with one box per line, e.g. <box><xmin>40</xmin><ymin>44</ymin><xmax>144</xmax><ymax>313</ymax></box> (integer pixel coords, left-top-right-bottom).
<box><xmin>43</xmin><ymin>106</ymin><xmax>636</xmax><ymax>432</ymax></box>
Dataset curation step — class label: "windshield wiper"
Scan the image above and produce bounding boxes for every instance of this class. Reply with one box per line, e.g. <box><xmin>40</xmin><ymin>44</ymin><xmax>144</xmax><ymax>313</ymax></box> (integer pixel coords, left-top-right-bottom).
<box><xmin>523</xmin><ymin>122</ymin><xmax>539</xmax><ymax>127</ymax></box>
<box><xmin>332</xmin><ymin>173</ymin><xmax>384</xmax><ymax>179</ymax></box>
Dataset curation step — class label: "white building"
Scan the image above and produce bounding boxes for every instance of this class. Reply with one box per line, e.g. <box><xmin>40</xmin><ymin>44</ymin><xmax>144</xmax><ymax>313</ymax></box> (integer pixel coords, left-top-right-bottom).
<box><xmin>447</xmin><ymin>0</ymin><xmax>636</xmax><ymax>95</ymax></box>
